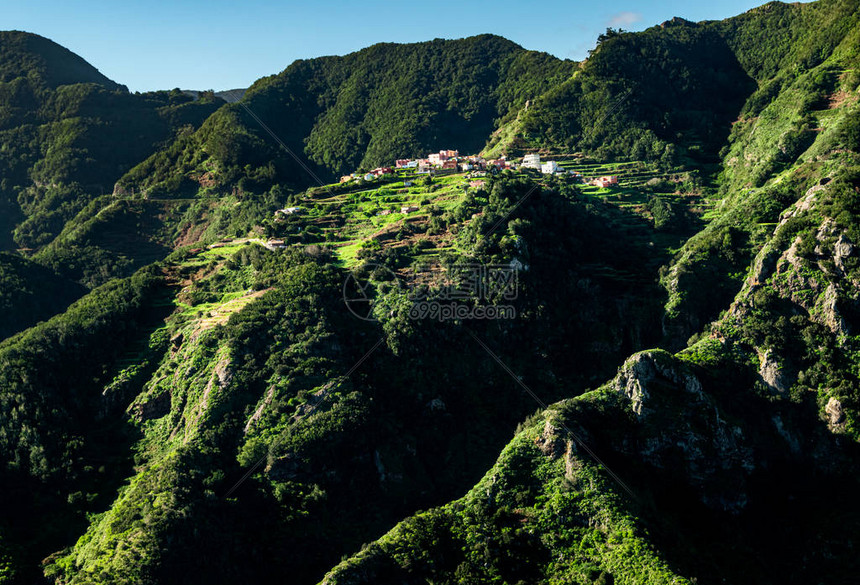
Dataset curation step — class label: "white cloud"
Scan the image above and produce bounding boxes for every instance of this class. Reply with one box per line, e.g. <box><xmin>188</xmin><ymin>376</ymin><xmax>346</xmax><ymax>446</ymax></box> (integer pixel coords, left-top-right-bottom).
<box><xmin>607</xmin><ymin>11</ymin><xmax>643</xmax><ymax>28</ymax></box>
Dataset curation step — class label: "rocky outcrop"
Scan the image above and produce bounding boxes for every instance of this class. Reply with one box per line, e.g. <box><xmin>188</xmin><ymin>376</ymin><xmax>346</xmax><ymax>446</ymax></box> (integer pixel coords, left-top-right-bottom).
<box><xmin>834</xmin><ymin>233</ymin><xmax>854</xmax><ymax>273</ymax></box>
<box><xmin>825</xmin><ymin>396</ymin><xmax>847</xmax><ymax>432</ymax></box>
<box><xmin>819</xmin><ymin>283</ymin><xmax>850</xmax><ymax>336</ymax></box>
<box><xmin>741</xmin><ymin>213</ymin><xmax>855</xmax><ymax>339</ymax></box>
<box><xmin>132</xmin><ymin>390</ymin><xmax>172</xmax><ymax>422</ymax></box>
<box><xmin>244</xmin><ymin>385</ymin><xmax>275</xmax><ymax>434</ymax></box>
<box><xmin>612</xmin><ymin>351</ymin><xmax>754</xmax><ymax>512</ymax></box>
<box><xmin>777</xmin><ymin>183</ymin><xmax>824</xmax><ymax>227</ymax></box>
<box><xmin>758</xmin><ymin>348</ymin><xmax>792</xmax><ymax>393</ymax></box>
<box><xmin>614</xmin><ymin>350</ymin><xmax>704</xmax><ymax>417</ymax></box>
<box><xmin>534</xmin><ymin>419</ymin><xmax>567</xmax><ymax>458</ymax></box>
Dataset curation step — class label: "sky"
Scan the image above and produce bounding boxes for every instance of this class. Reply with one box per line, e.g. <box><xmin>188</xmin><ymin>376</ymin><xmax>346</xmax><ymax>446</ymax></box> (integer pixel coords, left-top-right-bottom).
<box><xmin>3</xmin><ymin>0</ymin><xmax>768</xmax><ymax>93</ymax></box>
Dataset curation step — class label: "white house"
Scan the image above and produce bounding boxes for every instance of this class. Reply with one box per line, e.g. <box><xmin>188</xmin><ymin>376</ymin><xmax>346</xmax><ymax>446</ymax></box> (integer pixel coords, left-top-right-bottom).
<box><xmin>541</xmin><ymin>161</ymin><xmax>561</xmax><ymax>174</ymax></box>
<box><xmin>522</xmin><ymin>153</ymin><xmax>541</xmax><ymax>169</ymax></box>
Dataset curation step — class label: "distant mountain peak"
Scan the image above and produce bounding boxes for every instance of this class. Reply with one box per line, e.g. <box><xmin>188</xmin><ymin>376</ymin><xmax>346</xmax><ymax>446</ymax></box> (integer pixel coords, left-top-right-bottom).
<box><xmin>0</xmin><ymin>30</ymin><xmax>124</xmax><ymax>90</ymax></box>
<box><xmin>659</xmin><ymin>16</ymin><xmax>697</xmax><ymax>28</ymax></box>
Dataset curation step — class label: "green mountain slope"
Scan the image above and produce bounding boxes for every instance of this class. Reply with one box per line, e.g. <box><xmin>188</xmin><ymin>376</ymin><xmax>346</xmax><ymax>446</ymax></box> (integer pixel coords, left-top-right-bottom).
<box><xmin>33</xmin><ymin>170</ymin><xmax>675</xmax><ymax>584</ymax></box>
<box><xmin>320</xmin><ymin>3</ymin><xmax>860</xmax><ymax>583</ymax></box>
<box><xmin>2</xmin><ymin>2</ymin><xmax>860</xmax><ymax>584</ymax></box>
<box><xmin>0</xmin><ymin>31</ymin><xmax>121</xmax><ymax>90</ymax></box>
<box><xmin>115</xmin><ymin>35</ymin><xmax>576</xmax><ymax>198</ymax></box>
<box><xmin>661</xmin><ymin>0</ymin><xmax>860</xmax><ymax>345</ymax></box>
<box><xmin>512</xmin><ymin>22</ymin><xmax>755</xmax><ymax>165</ymax></box>
<box><xmin>0</xmin><ymin>31</ymin><xmax>224</xmax><ymax>255</ymax></box>
<box><xmin>0</xmin><ymin>252</ymin><xmax>83</xmax><ymax>339</ymax></box>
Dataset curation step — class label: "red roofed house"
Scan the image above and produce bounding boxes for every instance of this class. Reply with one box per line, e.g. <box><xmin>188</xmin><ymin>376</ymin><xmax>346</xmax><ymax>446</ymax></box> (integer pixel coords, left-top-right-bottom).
<box><xmin>593</xmin><ymin>176</ymin><xmax>618</xmax><ymax>188</ymax></box>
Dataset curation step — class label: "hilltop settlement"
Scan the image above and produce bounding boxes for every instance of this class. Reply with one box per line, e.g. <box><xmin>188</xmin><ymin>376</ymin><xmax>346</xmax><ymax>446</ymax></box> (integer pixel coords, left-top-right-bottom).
<box><xmin>337</xmin><ymin>149</ymin><xmax>619</xmax><ymax>187</ymax></box>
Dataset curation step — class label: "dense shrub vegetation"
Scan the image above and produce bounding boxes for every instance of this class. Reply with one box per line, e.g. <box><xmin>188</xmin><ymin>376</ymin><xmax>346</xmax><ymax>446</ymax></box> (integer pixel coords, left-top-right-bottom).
<box><xmin>0</xmin><ymin>32</ymin><xmax>223</xmax><ymax>254</ymax></box>
<box><xmin>1</xmin><ymin>1</ymin><xmax>860</xmax><ymax>583</ymax></box>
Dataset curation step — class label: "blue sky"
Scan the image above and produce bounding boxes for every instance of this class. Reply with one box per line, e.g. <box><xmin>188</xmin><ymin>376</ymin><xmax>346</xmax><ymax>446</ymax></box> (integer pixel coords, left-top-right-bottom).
<box><xmin>4</xmin><ymin>0</ymin><xmax>767</xmax><ymax>92</ymax></box>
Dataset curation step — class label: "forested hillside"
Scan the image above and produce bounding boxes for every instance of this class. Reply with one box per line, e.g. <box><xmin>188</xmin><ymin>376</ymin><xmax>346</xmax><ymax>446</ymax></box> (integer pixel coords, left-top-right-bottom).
<box><xmin>326</xmin><ymin>1</ymin><xmax>860</xmax><ymax>583</ymax></box>
<box><xmin>114</xmin><ymin>35</ymin><xmax>576</xmax><ymax>197</ymax></box>
<box><xmin>1</xmin><ymin>1</ymin><xmax>860</xmax><ymax>584</ymax></box>
<box><xmin>0</xmin><ymin>31</ymin><xmax>223</xmax><ymax>254</ymax></box>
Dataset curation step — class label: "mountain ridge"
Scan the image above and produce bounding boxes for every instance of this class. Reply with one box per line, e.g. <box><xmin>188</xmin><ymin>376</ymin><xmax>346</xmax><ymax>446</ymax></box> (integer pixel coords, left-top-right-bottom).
<box><xmin>1</xmin><ymin>2</ymin><xmax>860</xmax><ymax>583</ymax></box>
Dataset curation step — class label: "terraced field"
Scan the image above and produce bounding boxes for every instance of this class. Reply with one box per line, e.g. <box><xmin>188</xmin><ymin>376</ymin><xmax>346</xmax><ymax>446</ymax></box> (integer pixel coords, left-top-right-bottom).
<box><xmin>276</xmin><ymin>171</ymin><xmax>478</xmax><ymax>265</ymax></box>
<box><xmin>264</xmin><ymin>156</ymin><xmax>717</xmax><ymax>269</ymax></box>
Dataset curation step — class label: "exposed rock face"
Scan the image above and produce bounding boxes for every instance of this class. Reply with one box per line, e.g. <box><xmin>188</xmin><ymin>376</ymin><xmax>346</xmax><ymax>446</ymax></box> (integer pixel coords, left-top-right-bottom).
<box><xmin>834</xmin><ymin>233</ymin><xmax>854</xmax><ymax>272</ymax></box>
<box><xmin>615</xmin><ymin>356</ymin><xmax>651</xmax><ymax>417</ymax></box>
<box><xmin>374</xmin><ymin>450</ymin><xmax>386</xmax><ymax>482</ymax></box>
<box><xmin>535</xmin><ymin>419</ymin><xmax>566</xmax><ymax>457</ymax></box>
<box><xmin>772</xmin><ymin>414</ymin><xmax>801</xmax><ymax>453</ymax></box>
<box><xmin>815</xmin><ymin>217</ymin><xmax>838</xmax><ymax>248</ymax></box>
<box><xmin>132</xmin><ymin>390</ymin><xmax>171</xmax><ymax>422</ymax></box>
<box><xmin>612</xmin><ymin>351</ymin><xmax>754</xmax><ymax>512</ymax></box>
<box><xmin>820</xmin><ymin>283</ymin><xmax>849</xmax><ymax>336</ymax></box>
<box><xmin>289</xmin><ymin>380</ymin><xmax>344</xmax><ymax>422</ymax></box>
<box><xmin>244</xmin><ymin>385</ymin><xmax>275</xmax><ymax>434</ymax></box>
<box><xmin>741</xmin><ymin>212</ymin><xmax>855</xmax><ymax>338</ymax></box>
<box><xmin>750</xmin><ymin>247</ymin><xmax>779</xmax><ymax>286</ymax></box>
<box><xmin>778</xmin><ymin>184</ymin><xmax>823</xmax><ymax>227</ymax></box>
<box><xmin>759</xmin><ymin>348</ymin><xmax>792</xmax><ymax>393</ymax></box>
<box><xmin>614</xmin><ymin>351</ymin><xmax>703</xmax><ymax>417</ymax></box>
<box><xmin>534</xmin><ymin>420</ymin><xmax>584</xmax><ymax>486</ymax></box>
<box><xmin>214</xmin><ymin>358</ymin><xmax>233</xmax><ymax>389</ymax></box>
<box><xmin>170</xmin><ymin>332</ymin><xmax>183</xmax><ymax>351</ymax></box>
<box><xmin>825</xmin><ymin>397</ymin><xmax>846</xmax><ymax>431</ymax></box>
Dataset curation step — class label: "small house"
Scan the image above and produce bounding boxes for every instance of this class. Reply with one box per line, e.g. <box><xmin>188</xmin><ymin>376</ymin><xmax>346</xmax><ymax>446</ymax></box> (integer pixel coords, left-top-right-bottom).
<box><xmin>593</xmin><ymin>175</ymin><xmax>618</xmax><ymax>188</ymax></box>
<box><xmin>340</xmin><ymin>175</ymin><xmax>353</xmax><ymax>183</ymax></box>
<box><xmin>541</xmin><ymin>161</ymin><xmax>562</xmax><ymax>174</ymax></box>
<box><xmin>401</xmin><ymin>205</ymin><xmax>419</xmax><ymax>214</ymax></box>
<box><xmin>395</xmin><ymin>159</ymin><xmax>412</xmax><ymax>168</ymax></box>
<box><xmin>522</xmin><ymin>153</ymin><xmax>541</xmax><ymax>169</ymax></box>
<box><xmin>363</xmin><ymin>173</ymin><xmax>375</xmax><ymax>181</ymax></box>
